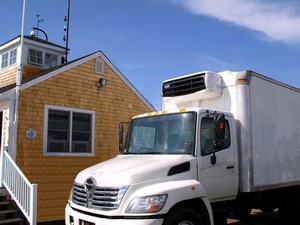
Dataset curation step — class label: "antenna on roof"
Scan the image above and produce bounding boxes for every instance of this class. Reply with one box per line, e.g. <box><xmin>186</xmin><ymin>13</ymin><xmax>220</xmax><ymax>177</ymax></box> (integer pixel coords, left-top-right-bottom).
<box><xmin>63</xmin><ymin>0</ymin><xmax>71</xmax><ymax>63</ymax></box>
<box><xmin>36</xmin><ymin>14</ymin><xmax>44</xmax><ymax>38</ymax></box>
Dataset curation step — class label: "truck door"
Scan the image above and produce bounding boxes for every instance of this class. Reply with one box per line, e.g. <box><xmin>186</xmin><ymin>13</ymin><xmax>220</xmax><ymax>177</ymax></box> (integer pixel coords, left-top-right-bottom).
<box><xmin>197</xmin><ymin>114</ymin><xmax>238</xmax><ymax>201</ymax></box>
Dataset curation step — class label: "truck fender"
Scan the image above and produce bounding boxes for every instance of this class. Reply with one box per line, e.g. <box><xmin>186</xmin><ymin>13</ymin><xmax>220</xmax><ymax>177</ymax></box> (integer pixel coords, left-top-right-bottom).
<box><xmin>126</xmin><ymin>179</ymin><xmax>213</xmax><ymax>224</ymax></box>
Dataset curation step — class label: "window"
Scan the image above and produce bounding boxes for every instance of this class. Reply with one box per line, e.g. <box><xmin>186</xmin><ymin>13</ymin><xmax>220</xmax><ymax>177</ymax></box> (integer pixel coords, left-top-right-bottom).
<box><xmin>95</xmin><ymin>58</ymin><xmax>104</xmax><ymax>74</ymax></box>
<box><xmin>29</xmin><ymin>49</ymin><xmax>43</xmax><ymax>65</ymax></box>
<box><xmin>124</xmin><ymin>113</ymin><xmax>196</xmax><ymax>155</ymax></box>
<box><xmin>1</xmin><ymin>48</ymin><xmax>17</xmax><ymax>69</ymax></box>
<box><xmin>44</xmin><ymin>105</ymin><xmax>95</xmax><ymax>156</ymax></box>
<box><xmin>1</xmin><ymin>52</ymin><xmax>8</xmax><ymax>68</ymax></box>
<box><xmin>200</xmin><ymin>117</ymin><xmax>230</xmax><ymax>156</ymax></box>
<box><xmin>45</xmin><ymin>53</ymin><xmax>58</xmax><ymax>68</ymax></box>
<box><xmin>9</xmin><ymin>49</ymin><xmax>17</xmax><ymax>65</ymax></box>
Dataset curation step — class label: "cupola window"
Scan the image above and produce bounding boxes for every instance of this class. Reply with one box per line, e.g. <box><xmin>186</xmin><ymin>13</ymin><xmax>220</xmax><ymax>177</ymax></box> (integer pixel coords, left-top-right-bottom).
<box><xmin>28</xmin><ymin>49</ymin><xmax>43</xmax><ymax>65</ymax></box>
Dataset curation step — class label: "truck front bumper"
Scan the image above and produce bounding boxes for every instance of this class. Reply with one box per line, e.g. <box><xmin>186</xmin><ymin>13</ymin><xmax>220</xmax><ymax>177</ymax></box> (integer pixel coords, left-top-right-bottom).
<box><xmin>65</xmin><ymin>204</ymin><xmax>164</xmax><ymax>225</ymax></box>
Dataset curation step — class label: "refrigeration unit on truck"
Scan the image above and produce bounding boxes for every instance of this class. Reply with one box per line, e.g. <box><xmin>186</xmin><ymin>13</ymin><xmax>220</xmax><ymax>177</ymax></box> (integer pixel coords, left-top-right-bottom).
<box><xmin>65</xmin><ymin>70</ymin><xmax>300</xmax><ymax>225</ymax></box>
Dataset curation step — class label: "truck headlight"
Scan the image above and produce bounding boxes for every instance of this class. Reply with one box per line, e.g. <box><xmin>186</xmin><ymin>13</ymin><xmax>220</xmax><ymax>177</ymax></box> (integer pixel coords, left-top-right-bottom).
<box><xmin>126</xmin><ymin>194</ymin><xmax>167</xmax><ymax>213</ymax></box>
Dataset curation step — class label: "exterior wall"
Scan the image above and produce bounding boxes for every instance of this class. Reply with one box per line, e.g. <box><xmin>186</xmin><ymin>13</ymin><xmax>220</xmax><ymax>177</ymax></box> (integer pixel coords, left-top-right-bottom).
<box><xmin>0</xmin><ymin>65</ymin><xmax>43</xmax><ymax>88</ymax></box>
<box><xmin>22</xmin><ymin>65</ymin><xmax>43</xmax><ymax>80</ymax></box>
<box><xmin>0</xmin><ymin>66</ymin><xmax>17</xmax><ymax>88</ymax></box>
<box><xmin>16</xmin><ymin>58</ymin><xmax>152</xmax><ymax>222</ymax></box>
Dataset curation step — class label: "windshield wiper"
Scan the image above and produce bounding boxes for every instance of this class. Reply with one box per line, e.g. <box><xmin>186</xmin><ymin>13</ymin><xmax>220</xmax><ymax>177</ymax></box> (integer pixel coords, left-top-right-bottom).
<box><xmin>141</xmin><ymin>151</ymin><xmax>162</xmax><ymax>154</ymax></box>
<box><xmin>124</xmin><ymin>151</ymin><xmax>162</xmax><ymax>155</ymax></box>
<box><xmin>123</xmin><ymin>152</ymin><xmax>139</xmax><ymax>155</ymax></box>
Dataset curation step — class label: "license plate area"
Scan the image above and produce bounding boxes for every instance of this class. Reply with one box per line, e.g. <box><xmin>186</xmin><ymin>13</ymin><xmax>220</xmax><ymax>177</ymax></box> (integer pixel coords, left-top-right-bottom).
<box><xmin>80</xmin><ymin>220</ymin><xmax>95</xmax><ymax>225</ymax></box>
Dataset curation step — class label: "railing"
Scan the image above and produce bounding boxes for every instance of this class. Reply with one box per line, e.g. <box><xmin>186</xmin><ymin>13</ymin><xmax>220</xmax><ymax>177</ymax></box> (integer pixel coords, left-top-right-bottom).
<box><xmin>0</xmin><ymin>148</ymin><xmax>37</xmax><ymax>225</ymax></box>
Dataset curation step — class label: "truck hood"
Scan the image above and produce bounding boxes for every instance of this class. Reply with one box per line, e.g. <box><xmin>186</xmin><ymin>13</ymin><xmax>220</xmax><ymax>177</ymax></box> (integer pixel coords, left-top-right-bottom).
<box><xmin>75</xmin><ymin>155</ymin><xmax>195</xmax><ymax>187</ymax></box>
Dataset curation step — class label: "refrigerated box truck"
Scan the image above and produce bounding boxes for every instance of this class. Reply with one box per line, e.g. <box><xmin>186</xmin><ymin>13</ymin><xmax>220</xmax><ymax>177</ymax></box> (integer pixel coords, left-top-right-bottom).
<box><xmin>65</xmin><ymin>70</ymin><xmax>300</xmax><ymax>225</ymax></box>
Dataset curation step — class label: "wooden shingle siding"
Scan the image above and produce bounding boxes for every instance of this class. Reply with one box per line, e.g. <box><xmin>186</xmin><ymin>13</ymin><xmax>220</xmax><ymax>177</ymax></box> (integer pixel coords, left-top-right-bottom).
<box><xmin>22</xmin><ymin>65</ymin><xmax>44</xmax><ymax>80</ymax></box>
<box><xmin>0</xmin><ymin>66</ymin><xmax>17</xmax><ymax>88</ymax></box>
<box><xmin>0</xmin><ymin>65</ymin><xmax>43</xmax><ymax>88</ymax></box>
<box><xmin>16</xmin><ymin>58</ymin><xmax>151</xmax><ymax>222</ymax></box>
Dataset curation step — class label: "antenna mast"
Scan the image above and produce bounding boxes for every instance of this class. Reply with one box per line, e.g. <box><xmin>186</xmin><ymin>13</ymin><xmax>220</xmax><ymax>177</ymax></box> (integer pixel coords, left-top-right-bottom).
<box><xmin>63</xmin><ymin>0</ymin><xmax>70</xmax><ymax>63</ymax></box>
<box><xmin>36</xmin><ymin>14</ymin><xmax>44</xmax><ymax>37</ymax></box>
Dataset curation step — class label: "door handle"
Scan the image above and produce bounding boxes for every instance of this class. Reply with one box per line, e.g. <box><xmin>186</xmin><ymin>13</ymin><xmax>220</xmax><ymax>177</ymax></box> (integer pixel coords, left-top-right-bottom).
<box><xmin>227</xmin><ymin>164</ymin><xmax>234</xmax><ymax>169</ymax></box>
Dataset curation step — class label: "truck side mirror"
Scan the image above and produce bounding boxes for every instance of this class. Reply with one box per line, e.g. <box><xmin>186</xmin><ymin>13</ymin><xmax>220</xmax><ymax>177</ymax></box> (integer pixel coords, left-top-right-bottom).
<box><xmin>210</xmin><ymin>113</ymin><xmax>226</xmax><ymax>165</ymax></box>
<box><xmin>215</xmin><ymin>114</ymin><xmax>225</xmax><ymax>140</ymax></box>
<box><xmin>119</xmin><ymin>122</ymin><xmax>130</xmax><ymax>153</ymax></box>
<box><xmin>119</xmin><ymin>123</ymin><xmax>124</xmax><ymax>152</ymax></box>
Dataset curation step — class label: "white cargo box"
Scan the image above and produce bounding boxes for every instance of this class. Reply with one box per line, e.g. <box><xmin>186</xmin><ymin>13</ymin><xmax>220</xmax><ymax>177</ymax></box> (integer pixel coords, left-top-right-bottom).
<box><xmin>162</xmin><ymin>70</ymin><xmax>300</xmax><ymax>192</ymax></box>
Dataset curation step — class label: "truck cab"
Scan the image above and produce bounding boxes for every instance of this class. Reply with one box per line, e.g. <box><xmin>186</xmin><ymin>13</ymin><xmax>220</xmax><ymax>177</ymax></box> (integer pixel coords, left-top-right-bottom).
<box><xmin>65</xmin><ymin>106</ymin><xmax>238</xmax><ymax>225</ymax></box>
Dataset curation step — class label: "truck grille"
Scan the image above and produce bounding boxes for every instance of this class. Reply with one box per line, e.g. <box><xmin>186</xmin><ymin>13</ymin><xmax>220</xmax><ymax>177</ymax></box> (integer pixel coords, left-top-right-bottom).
<box><xmin>71</xmin><ymin>182</ymin><xmax>128</xmax><ymax>211</ymax></box>
<box><xmin>162</xmin><ymin>73</ymin><xmax>206</xmax><ymax>97</ymax></box>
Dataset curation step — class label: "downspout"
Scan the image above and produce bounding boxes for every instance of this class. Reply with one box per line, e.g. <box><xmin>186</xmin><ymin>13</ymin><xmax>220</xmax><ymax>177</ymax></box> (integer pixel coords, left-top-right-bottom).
<box><xmin>12</xmin><ymin>0</ymin><xmax>26</xmax><ymax>160</ymax></box>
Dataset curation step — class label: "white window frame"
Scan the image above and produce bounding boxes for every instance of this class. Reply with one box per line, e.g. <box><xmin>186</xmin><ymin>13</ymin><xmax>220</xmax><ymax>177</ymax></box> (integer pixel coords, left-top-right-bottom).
<box><xmin>28</xmin><ymin>48</ymin><xmax>43</xmax><ymax>66</ymax></box>
<box><xmin>95</xmin><ymin>58</ymin><xmax>104</xmax><ymax>74</ymax></box>
<box><xmin>1</xmin><ymin>48</ymin><xmax>17</xmax><ymax>69</ymax></box>
<box><xmin>1</xmin><ymin>52</ymin><xmax>8</xmax><ymax>68</ymax></box>
<box><xmin>9</xmin><ymin>49</ymin><xmax>17</xmax><ymax>65</ymax></box>
<box><xmin>44</xmin><ymin>105</ymin><xmax>95</xmax><ymax>156</ymax></box>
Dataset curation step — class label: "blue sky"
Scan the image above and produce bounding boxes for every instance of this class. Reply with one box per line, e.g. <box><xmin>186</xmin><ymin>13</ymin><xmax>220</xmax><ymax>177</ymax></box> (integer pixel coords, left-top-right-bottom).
<box><xmin>1</xmin><ymin>0</ymin><xmax>300</xmax><ymax>110</ymax></box>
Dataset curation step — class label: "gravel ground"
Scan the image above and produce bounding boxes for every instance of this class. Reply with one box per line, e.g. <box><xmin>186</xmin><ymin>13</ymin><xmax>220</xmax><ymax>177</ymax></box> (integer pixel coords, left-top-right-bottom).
<box><xmin>227</xmin><ymin>210</ymin><xmax>280</xmax><ymax>225</ymax></box>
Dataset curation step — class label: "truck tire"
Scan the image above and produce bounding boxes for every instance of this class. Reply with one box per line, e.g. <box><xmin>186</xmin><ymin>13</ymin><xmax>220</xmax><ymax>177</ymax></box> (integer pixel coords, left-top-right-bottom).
<box><xmin>229</xmin><ymin>206</ymin><xmax>251</xmax><ymax>220</ymax></box>
<box><xmin>163</xmin><ymin>207</ymin><xmax>204</xmax><ymax>225</ymax></box>
<box><xmin>279</xmin><ymin>186</ymin><xmax>300</xmax><ymax>225</ymax></box>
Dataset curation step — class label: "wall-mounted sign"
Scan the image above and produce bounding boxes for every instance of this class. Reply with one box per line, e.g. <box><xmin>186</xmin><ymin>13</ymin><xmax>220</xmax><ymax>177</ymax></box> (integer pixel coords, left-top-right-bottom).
<box><xmin>26</xmin><ymin>128</ymin><xmax>37</xmax><ymax>140</ymax></box>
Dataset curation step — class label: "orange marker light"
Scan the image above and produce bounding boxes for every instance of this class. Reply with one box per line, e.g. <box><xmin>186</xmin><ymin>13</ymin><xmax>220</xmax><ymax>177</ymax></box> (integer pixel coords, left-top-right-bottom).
<box><xmin>237</xmin><ymin>78</ymin><xmax>248</xmax><ymax>84</ymax></box>
<box><xmin>149</xmin><ymin>205</ymin><xmax>161</xmax><ymax>212</ymax></box>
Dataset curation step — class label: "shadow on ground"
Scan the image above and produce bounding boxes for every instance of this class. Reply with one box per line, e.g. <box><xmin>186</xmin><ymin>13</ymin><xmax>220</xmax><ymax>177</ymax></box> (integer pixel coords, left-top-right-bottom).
<box><xmin>227</xmin><ymin>210</ymin><xmax>280</xmax><ymax>225</ymax></box>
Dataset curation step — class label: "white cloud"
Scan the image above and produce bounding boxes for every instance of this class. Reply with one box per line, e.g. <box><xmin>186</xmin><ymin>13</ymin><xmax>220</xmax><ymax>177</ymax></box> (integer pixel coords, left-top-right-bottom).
<box><xmin>170</xmin><ymin>0</ymin><xmax>300</xmax><ymax>43</ymax></box>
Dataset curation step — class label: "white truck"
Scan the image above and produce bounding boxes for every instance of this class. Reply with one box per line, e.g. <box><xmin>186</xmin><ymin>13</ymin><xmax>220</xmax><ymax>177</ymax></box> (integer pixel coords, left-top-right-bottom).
<box><xmin>65</xmin><ymin>70</ymin><xmax>300</xmax><ymax>225</ymax></box>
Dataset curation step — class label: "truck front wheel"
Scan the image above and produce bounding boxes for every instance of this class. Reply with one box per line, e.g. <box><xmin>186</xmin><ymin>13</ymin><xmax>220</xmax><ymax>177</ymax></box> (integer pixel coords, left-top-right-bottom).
<box><xmin>163</xmin><ymin>207</ymin><xmax>204</xmax><ymax>225</ymax></box>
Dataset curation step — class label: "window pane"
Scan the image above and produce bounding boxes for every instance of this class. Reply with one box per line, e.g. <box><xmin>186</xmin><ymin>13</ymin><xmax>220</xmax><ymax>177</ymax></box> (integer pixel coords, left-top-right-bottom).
<box><xmin>1</xmin><ymin>53</ymin><xmax>8</xmax><ymax>68</ymax></box>
<box><xmin>200</xmin><ymin>117</ymin><xmax>230</xmax><ymax>156</ymax></box>
<box><xmin>9</xmin><ymin>49</ymin><xmax>17</xmax><ymax>65</ymax></box>
<box><xmin>47</xmin><ymin>110</ymin><xmax>70</xmax><ymax>153</ymax></box>
<box><xmin>37</xmin><ymin>51</ymin><xmax>42</xmax><ymax>57</ymax></box>
<box><xmin>48</xmin><ymin>130</ymin><xmax>68</xmax><ymax>140</ymax></box>
<box><xmin>29</xmin><ymin>49</ymin><xmax>35</xmax><ymax>55</ymax></box>
<box><xmin>48</xmin><ymin>110</ymin><xmax>69</xmax><ymax>130</ymax></box>
<box><xmin>96</xmin><ymin>59</ymin><xmax>103</xmax><ymax>74</ymax></box>
<box><xmin>37</xmin><ymin>56</ymin><xmax>43</xmax><ymax>65</ymax></box>
<box><xmin>73</xmin><ymin>113</ymin><xmax>91</xmax><ymax>132</ymax></box>
<box><xmin>72</xmin><ymin>112</ymin><xmax>92</xmax><ymax>153</ymax></box>
<box><xmin>29</xmin><ymin>56</ymin><xmax>36</xmax><ymax>64</ymax></box>
<box><xmin>48</xmin><ymin>142</ymin><xmax>69</xmax><ymax>152</ymax></box>
<box><xmin>45</xmin><ymin>53</ymin><xmax>51</xmax><ymax>61</ymax></box>
<box><xmin>72</xmin><ymin>142</ymin><xmax>91</xmax><ymax>153</ymax></box>
<box><xmin>45</xmin><ymin>53</ymin><xmax>58</xmax><ymax>68</ymax></box>
<box><xmin>29</xmin><ymin>49</ymin><xmax>43</xmax><ymax>65</ymax></box>
<box><xmin>52</xmin><ymin>55</ymin><xmax>57</xmax><ymax>66</ymax></box>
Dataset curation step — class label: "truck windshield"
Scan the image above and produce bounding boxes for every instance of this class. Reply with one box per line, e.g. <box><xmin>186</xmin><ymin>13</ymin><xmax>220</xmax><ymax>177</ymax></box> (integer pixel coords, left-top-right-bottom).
<box><xmin>124</xmin><ymin>112</ymin><xmax>196</xmax><ymax>155</ymax></box>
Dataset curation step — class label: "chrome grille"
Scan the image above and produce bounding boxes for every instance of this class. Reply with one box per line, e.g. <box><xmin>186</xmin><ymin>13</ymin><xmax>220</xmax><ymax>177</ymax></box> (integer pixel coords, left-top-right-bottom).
<box><xmin>72</xmin><ymin>182</ymin><xmax>128</xmax><ymax>210</ymax></box>
<box><xmin>162</xmin><ymin>73</ymin><xmax>206</xmax><ymax>97</ymax></box>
